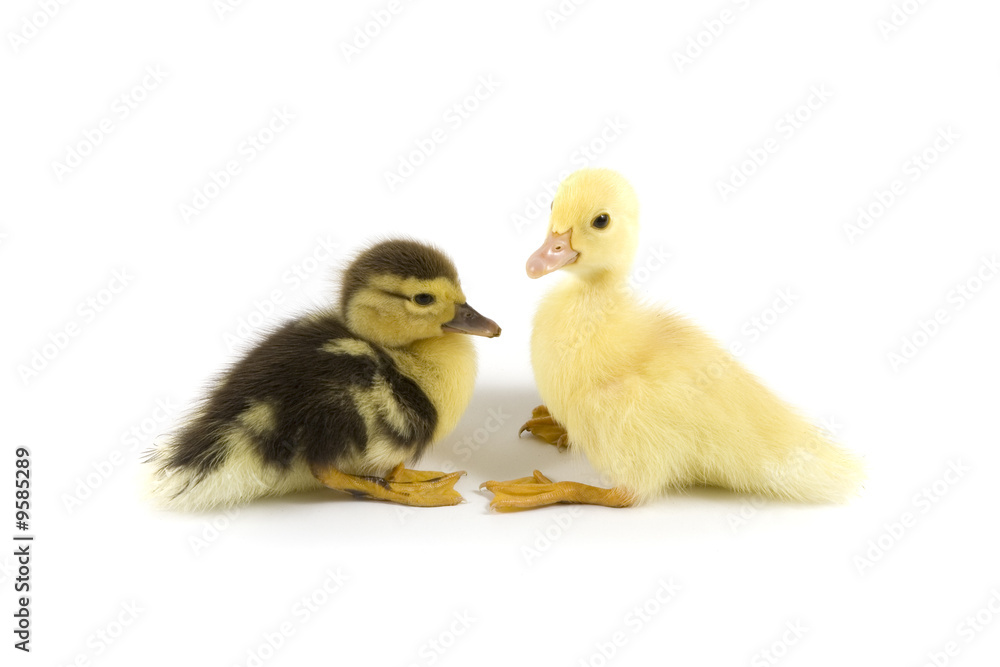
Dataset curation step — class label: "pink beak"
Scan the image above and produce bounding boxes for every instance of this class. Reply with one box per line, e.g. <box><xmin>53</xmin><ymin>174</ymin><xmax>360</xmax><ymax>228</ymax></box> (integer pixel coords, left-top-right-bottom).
<box><xmin>526</xmin><ymin>230</ymin><xmax>578</xmax><ymax>279</ymax></box>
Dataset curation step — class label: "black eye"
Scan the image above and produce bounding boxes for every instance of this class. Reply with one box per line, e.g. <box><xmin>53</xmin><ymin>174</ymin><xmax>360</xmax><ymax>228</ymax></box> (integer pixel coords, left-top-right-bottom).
<box><xmin>413</xmin><ymin>293</ymin><xmax>435</xmax><ymax>306</ymax></box>
<box><xmin>592</xmin><ymin>213</ymin><xmax>610</xmax><ymax>229</ymax></box>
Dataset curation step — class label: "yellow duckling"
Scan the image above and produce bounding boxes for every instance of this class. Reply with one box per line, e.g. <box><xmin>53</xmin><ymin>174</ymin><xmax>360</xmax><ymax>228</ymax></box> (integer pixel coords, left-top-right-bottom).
<box><xmin>483</xmin><ymin>168</ymin><xmax>864</xmax><ymax>510</ymax></box>
<box><xmin>145</xmin><ymin>239</ymin><xmax>500</xmax><ymax>510</ymax></box>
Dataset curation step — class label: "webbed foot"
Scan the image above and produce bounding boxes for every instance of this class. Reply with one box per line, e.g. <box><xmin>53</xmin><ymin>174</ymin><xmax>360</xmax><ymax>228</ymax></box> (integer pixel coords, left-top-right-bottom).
<box><xmin>519</xmin><ymin>405</ymin><xmax>570</xmax><ymax>451</ymax></box>
<box><xmin>480</xmin><ymin>470</ymin><xmax>634</xmax><ymax>512</ymax></box>
<box><xmin>313</xmin><ymin>463</ymin><xmax>465</xmax><ymax>507</ymax></box>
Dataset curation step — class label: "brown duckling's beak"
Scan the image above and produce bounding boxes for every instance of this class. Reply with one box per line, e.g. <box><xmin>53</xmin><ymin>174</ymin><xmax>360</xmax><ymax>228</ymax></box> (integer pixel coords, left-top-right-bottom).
<box><xmin>526</xmin><ymin>230</ymin><xmax>578</xmax><ymax>278</ymax></box>
<box><xmin>442</xmin><ymin>302</ymin><xmax>501</xmax><ymax>337</ymax></box>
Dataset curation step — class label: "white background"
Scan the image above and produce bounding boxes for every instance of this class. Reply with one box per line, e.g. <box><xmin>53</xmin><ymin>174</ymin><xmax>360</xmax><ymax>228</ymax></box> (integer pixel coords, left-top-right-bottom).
<box><xmin>3</xmin><ymin>1</ymin><xmax>999</xmax><ymax>665</ymax></box>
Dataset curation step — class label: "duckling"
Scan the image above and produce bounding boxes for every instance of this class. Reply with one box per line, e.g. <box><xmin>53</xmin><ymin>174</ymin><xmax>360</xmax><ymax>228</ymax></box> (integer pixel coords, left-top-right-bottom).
<box><xmin>482</xmin><ymin>168</ymin><xmax>863</xmax><ymax>510</ymax></box>
<box><xmin>145</xmin><ymin>239</ymin><xmax>500</xmax><ymax>510</ymax></box>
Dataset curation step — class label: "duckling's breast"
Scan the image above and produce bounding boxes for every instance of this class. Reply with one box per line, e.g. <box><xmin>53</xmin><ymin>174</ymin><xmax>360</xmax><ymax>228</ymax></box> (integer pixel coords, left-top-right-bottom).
<box><xmin>530</xmin><ymin>283</ymin><xmax>631</xmax><ymax>421</ymax></box>
<box><xmin>386</xmin><ymin>334</ymin><xmax>478</xmax><ymax>444</ymax></box>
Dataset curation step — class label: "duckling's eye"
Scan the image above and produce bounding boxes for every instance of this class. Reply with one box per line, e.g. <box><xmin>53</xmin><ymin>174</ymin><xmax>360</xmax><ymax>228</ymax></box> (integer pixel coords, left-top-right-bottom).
<box><xmin>413</xmin><ymin>293</ymin><xmax>435</xmax><ymax>306</ymax></box>
<box><xmin>592</xmin><ymin>213</ymin><xmax>610</xmax><ymax>229</ymax></box>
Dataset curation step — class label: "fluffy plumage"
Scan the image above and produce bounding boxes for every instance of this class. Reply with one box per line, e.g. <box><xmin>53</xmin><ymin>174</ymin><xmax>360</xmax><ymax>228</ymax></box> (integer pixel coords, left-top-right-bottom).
<box><xmin>526</xmin><ymin>168</ymin><xmax>864</xmax><ymax>505</ymax></box>
<box><xmin>144</xmin><ymin>239</ymin><xmax>499</xmax><ymax>510</ymax></box>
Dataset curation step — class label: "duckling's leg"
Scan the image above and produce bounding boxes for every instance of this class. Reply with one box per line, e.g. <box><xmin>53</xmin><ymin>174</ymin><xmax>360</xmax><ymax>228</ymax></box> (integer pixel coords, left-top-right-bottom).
<box><xmin>480</xmin><ymin>470</ymin><xmax>634</xmax><ymax>512</ymax></box>
<box><xmin>519</xmin><ymin>405</ymin><xmax>570</xmax><ymax>451</ymax></box>
<box><xmin>312</xmin><ymin>463</ymin><xmax>465</xmax><ymax>507</ymax></box>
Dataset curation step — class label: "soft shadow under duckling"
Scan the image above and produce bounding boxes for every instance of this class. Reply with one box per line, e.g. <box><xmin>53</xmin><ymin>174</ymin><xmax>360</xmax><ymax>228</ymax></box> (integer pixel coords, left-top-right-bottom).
<box><xmin>145</xmin><ymin>239</ymin><xmax>500</xmax><ymax>510</ymax></box>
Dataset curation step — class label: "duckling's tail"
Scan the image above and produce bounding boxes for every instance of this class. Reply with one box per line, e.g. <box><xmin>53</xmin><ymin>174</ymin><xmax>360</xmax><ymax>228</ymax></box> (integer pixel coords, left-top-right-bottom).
<box><xmin>744</xmin><ymin>429</ymin><xmax>866</xmax><ymax>504</ymax></box>
<box><xmin>141</xmin><ymin>426</ymin><xmax>322</xmax><ymax>511</ymax></box>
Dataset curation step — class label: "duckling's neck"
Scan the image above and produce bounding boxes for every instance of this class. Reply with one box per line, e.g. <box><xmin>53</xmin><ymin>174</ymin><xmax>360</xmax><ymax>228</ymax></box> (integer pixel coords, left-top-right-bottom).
<box><xmin>385</xmin><ymin>334</ymin><xmax>478</xmax><ymax>443</ymax></box>
<box><xmin>537</xmin><ymin>271</ymin><xmax>634</xmax><ymax>355</ymax></box>
<box><xmin>559</xmin><ymin>270</ymin><xmax>632</xmax><ymax>316</ymax></box>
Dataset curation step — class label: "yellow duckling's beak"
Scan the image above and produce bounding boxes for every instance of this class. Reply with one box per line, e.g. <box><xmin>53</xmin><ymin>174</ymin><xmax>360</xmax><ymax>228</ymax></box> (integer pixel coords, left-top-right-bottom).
<box><xmin>526</xmin><ymin>230</ymin><xmax>578</xmax><ymax>279</ymax></box>
<box><xmin>442</xmin><ymin>302</ymin><xmax>501</xmax><ymax>337</ymax></box>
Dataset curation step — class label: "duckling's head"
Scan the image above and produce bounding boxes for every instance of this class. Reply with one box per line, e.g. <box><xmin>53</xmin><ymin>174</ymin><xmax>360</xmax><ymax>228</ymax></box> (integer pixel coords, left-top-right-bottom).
<box><xmin>340</xmin><ymin>239</ymin><xmax>501</xmax><ymax>348</ymax></box>
<box><xmin>527</xmin><ymin>168</ymin><xmax>639</xmax><ymax>281</ymax></box>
